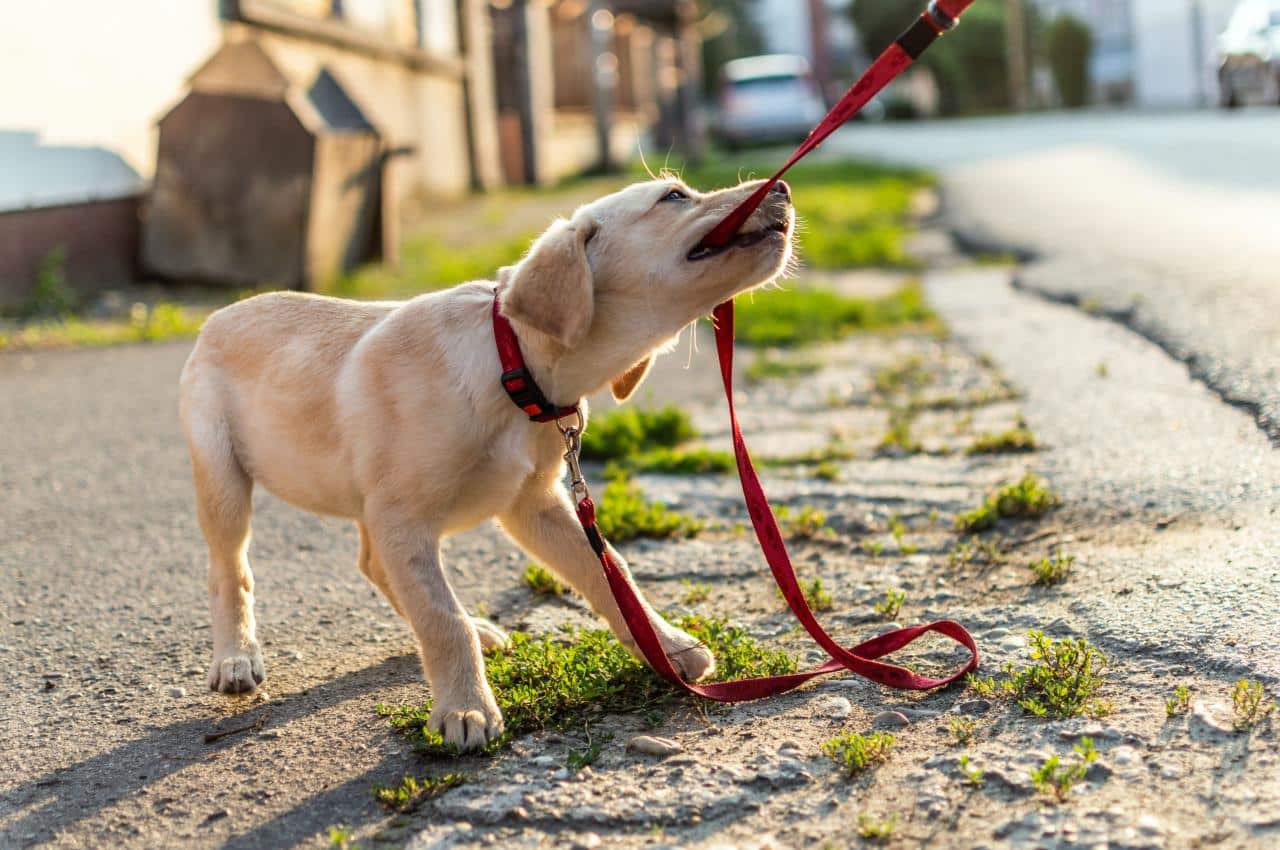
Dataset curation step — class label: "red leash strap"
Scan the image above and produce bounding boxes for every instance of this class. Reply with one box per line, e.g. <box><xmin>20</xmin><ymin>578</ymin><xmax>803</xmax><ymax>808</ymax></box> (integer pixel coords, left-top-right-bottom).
<box><xmin>562</xmin><ymin>0</ymin><xmax>980</xmax><ymax>699</ymax></box>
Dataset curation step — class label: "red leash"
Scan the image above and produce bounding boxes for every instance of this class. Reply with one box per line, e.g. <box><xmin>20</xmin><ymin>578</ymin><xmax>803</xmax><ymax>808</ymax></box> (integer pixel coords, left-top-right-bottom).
<box><xmin>497</xmin><ymin>0</ymin><xmax>980</xmax><ymax>699</ymax></box>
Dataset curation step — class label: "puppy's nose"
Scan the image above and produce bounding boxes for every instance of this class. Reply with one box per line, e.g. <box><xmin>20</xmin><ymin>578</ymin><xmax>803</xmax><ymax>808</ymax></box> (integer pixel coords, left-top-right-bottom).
<box><xmin>770</xmin><ymin>180</ymin><xmax>791</xmax><ymax>200</ymax></box>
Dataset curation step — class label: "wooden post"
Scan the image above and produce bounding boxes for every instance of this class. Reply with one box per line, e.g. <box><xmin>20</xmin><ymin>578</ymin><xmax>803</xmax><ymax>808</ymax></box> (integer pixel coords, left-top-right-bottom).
<box><xmin>588</xmin><ymin>0</ymin><xmax>616</xmax><ymax>172</ymax></box>
<box><xmin>1005</xmin><ymin>0</ymin><xmax>1030</xmax><ymax>110</ymax></box>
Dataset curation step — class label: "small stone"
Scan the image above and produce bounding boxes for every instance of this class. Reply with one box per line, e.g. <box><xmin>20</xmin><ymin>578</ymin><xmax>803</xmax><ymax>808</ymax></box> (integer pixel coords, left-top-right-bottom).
<box><xmin>1136</xmin><ymin>814</ymin><xmax>1163</xmax><ymax>835</ymax></box>
<box><xmin>872</xmin><ymin>710</ymin><xmax>910</xmax><ymax>729</ymax></box>
<box><xmin>1110</xmin><ymin>745</ymin><xmax>1139</xmax><ymax>766</ymax></box>
<box><xmin>986</xmin><ymin>627</ymin><xmax>1011</xmax><ymax>639</ymax></box>
<box><xmin>957</xmin><ymin>699</ymin><xmax>990</xmax><ymax>715</ymax></box>
<box><xmin>999</xmin><ymin>635</ymin><xmax>1026</xmax><ymax>652</ymax></box>
<box><xmin>530</xmin><ymin>755</ymin><xmax>557</xmax><ymax>769</ymax></box>
<box><xmin>816</xmin><ymin>695</ymin><xmax>852</xmax><ymax>720</ymax></box>
<box><xmin>169</xmin><ymin>687</ymin><xmax>187</xmax><ymax>698</ymax></box>
<box><xmin>627</xmin><ymin>734</ymin><xmax>682</xmax><ymax>757</ymax></box>
<box><xmin>573</xmin><ymin>833</ymin><xmax>602</xmax><ymax>849</ymax></box>
<box><xmin>778</xmin><ymin>747</ymin><xmax>804</xmax><ymax>759</ymax></box>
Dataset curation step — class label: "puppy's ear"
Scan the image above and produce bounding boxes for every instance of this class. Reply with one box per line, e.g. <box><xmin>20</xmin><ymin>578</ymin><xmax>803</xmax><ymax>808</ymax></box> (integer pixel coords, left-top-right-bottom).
<box><xmin>610</xmin><ymin>354</ymin><xmax>654</xmax><ymax>402</ymax></box>
<box><xmin>500</xmin><ymin>218</ymin><xmax>598</xmax><ymax>348</ymax></box>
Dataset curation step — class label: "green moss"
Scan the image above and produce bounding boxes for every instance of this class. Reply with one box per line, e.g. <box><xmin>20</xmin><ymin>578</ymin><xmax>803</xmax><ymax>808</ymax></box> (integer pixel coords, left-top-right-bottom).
<box><xmin>378</xmin><ymin>616</ymin><xmax>796</xmax><ymax>757</ymax></box>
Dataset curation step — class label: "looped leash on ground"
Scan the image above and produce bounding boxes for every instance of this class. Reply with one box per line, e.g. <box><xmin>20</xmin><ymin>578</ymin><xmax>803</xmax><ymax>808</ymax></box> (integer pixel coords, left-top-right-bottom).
<box><xmin>496</xmin><ymin>0</ymin><xmax>980</xmax><ymax>701</ymax></box>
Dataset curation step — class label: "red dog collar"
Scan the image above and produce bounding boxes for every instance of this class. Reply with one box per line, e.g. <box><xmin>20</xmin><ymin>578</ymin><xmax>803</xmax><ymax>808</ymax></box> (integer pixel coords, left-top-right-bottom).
<box><xmin>492</xmin><ymin>292</ymin><xmax>581</xmax><ymax>423</ymax></box>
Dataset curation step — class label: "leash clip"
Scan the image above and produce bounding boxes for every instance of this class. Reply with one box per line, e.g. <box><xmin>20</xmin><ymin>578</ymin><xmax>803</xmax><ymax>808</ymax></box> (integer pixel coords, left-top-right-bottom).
<box><xmin>557</xmin><ymin>410</ymin><xmax>590</xmax><ymax>502</ymax></box>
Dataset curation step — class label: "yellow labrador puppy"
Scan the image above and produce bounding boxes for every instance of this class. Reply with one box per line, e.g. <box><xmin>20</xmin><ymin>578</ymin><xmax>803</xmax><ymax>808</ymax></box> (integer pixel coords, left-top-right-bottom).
<box><xmin>179</xmin><ymin>177</ymin><xmax>794</xmax><ymax>750</ymax></box>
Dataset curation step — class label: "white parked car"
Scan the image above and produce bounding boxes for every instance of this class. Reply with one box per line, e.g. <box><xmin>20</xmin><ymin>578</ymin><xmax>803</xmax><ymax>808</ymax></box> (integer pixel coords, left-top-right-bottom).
<box><xmin>715</xmin><ymin>55</ymin><xmax>829</xmax><ymax>148</ymax></box>
<box><xmin>1219</xmin><ymin>0</ymin><xmax>1280</xmax><ymax>106</ymax></box>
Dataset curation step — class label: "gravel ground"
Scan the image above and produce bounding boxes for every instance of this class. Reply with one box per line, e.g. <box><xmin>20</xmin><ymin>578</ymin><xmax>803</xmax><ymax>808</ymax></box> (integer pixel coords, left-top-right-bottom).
<box><xmin>2</xmin><ymin>234</ymin><xmax>1277</xmax><ymax>849</ymax></box>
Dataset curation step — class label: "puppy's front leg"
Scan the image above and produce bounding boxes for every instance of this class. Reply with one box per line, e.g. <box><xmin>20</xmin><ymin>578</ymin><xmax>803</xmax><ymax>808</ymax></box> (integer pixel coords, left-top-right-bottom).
<box><xmin>499</xmin><ymin>484</ymin><xmax>716</xmax><ymax>681</ymax></box>
<box><xmin>366</xmin><ymin>515</ymin><xmax>503</xmax><ymax>751</ymax></box>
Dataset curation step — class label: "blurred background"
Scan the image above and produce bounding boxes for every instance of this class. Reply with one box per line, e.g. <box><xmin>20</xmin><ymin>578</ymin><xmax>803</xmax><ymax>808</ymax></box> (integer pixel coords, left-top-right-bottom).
<box><xmin>0</xmin><ymin>0</ymin><xmax>1276</xmax><ymax>322</ymax></box>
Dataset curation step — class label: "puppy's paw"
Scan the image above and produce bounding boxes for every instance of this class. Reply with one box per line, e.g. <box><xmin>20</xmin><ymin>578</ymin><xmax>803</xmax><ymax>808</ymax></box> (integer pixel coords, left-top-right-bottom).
<box><xmin>470</xmin><ymin>616</ymin><xmax>510</xmax><ymax>654</ymax></box>
<box><xmin>429</xmin><ymin>686</ymin><xmax>504</xmax><ymax>751</ymax></box>
<box><xmin>620</xmin><ymin>625</ymin><xmax>717</xmax><ymax>682</ymax></box>
<box><xmin>208</xmin><ymin>645</ymin><xmax>265</xmax><ymax>694</ymax></box>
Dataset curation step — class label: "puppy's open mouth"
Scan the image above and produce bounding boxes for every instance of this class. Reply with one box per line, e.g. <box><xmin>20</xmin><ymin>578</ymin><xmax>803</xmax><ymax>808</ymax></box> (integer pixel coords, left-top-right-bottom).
<box><xmin>687</xmin><ymin>220</ymin><xmax>789</xmax><ymax>262</ymax></box>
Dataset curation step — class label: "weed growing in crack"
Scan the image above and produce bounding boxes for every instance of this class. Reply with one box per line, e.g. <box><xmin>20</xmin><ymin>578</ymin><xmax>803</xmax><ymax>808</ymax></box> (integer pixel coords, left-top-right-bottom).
<box><xmin>775</xmin><ymin>505</ymin><xmax>834</xmax><ymax>540</ymax></box>
<box><xmin>949</xmin><ymin>538</ymin><xmax>1007</xmax><ymax>567</ymax></box>
<box><xmin>862</xmin><ymin>538</ymin><xmax>886</xmax><ymax>558</ymax></box>
<box><xmin>813</xmin><ymin>461</ymin><xmax>841</xmax><ymax>482</ymax></box>
<box><xmin>372</xmin><ymin>773</ymin><xmax>466</xmax><ymax>812</ymax></box>
<box><xmin>1165</xmin><ymin>685</ymin><xmax>1192</xmax><ymax>718</ymax></box>
<box><xmin>680</xmin><ymin>579</ymin><xmax>711</xmax><ymax>605</ymax></box>
<box><xmin>378</xmin><ymin>617</ymin><xmax>796</xmax><ymax>757</ymax></box>
<box><xmin>822</xmin><ymin>731</ymin><xmax>896</xmax><ymax>776</ymax></box>
<box><xmin>949</xmin><ymin>716</ymin><xmax>977</xmax><ymax>745</ymax></box>
<box><xmin>955</xmin><ymin>474</ymin><xmax>1058</xmax><ymax>534</ymax></box>
<box><xmin>874</xmin><ymin>588</ymin><xmax>906</xmax><ymax>621</ymax></box>
<box><xmin>777</xmin><ymin>576</ymin><xmax>833</xmax><ymax>612</ymax></box>
<box><xmin>888</xmin><ymin>514</ymin><xmax>918</xmax><ymax>555</ymax></box>
<box><xmin>523</xmin><ymin>563</ymin><xmax>567</xmax><ymax>596</ymax></box>
<box><xmin>968</xmin><ymin>631</ymin><xmax>1111</xmax><ymax>719</ymax></box>
<box><xmin>1031</xmin><ymin>738</ymin><xmax>1098</xmax><ymax>802</ymax></box>
<box><xmin>856</xmin><ymin>813</ymin><xmax>899</xmax><ymax>841</ymax></box>
<box><xmin>567</xmin><ymin>730</ymin><xmax>611</xmax><ymax>771</ymax></box>
<box><xmin>966</xmin><ymin>427</ymin><xmax>1037</xmax><ymax>456</ymax></box>
<box><xmin>1028</xmin><ymin>548</ymin><xmax>1075</xmax><ymax>586</ymax></box>
<box><xmin>328</xmin><ymin>826</ymin><xmax>362</xmax><ymax>849</ymax></box>
<box><xmin>877</xmin><ymin>406</ymin><xmax>922</xmax><ymax>455</ymax></box>
<box><xmin>1232</xmin><ymin>679</ymin><xmax>1276</xmax><ymax>730</ymax></box>
<box><xmin>595</xmin><ymin>470</ymin><xmax>704</xmax><ymax>541</ymax></box>
<box><xmin>958</xmin><ymin>754</ymin><xmax>985</xmax><ymax>786</ymax></box>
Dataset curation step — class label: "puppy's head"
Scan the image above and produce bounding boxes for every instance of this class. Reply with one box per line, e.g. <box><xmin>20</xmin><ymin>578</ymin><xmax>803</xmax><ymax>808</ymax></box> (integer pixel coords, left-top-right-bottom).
<box><xmin>499</xmin><ymin>178</ymin><xmax>794</xmax><ymax>399</ymax></box>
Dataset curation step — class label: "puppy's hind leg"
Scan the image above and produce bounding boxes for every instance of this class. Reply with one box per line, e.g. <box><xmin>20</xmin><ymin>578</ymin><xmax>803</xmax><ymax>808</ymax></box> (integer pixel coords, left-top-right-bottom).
<box><xmin>187</xmin><ymin>421</ymin><xmax>265</xmax><ymax>694</ymax></box>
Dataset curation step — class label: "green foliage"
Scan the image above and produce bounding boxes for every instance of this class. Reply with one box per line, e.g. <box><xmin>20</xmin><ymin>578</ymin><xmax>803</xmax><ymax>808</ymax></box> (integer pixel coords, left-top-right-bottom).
<box><xmin>615</xmin><ymin>448</ymin><xmax>735</xmax><ymax>476</ymax></box>
<box><xmin>680</xmin><ymin>579</ymin><xmax>712</xmax><ymax>605</ymax></box>
<box><xmin>949</xmin><ymin>716</ymin><xmax>977</xmax><ymax>746</ymax></box>
<box><xmin>523</xmin><ymin>563</ymin><xmax>567</xmax><ymax>596</ymax></box>
<box><xmin>736</xmin><ymin>283</ymin><xmax>934</xmax><ymax>349</ymax></box>
<box><xmin>594</xmin><ymin>471</ymin><xmax>704</xmax><ymax>541</ymax></box>
<box><xmin>856</xmin><ymin>813</ymin><xmax>899</xmax><ymax>841</ymax></box>
<box><xmin>966</xmin><ymin>427</ymin><xmax>1038</xmax><ymax>456</ymax></box>
<box><xmin>776</xmin><ymin>576</ymin><xmax>834</xmax><ymax>612</ymax></box>
<box><xmin>379</xmin><ymin>617</ymin><xmax>796</xmax><ymax>757</ymax></box>
<box><xmin>1165</xmin><ymin>685</ymin><xmax>1192</xmax><ymax>718</ymax></box>
<box><xmin>948</xmin><ymin>538</ymin><xmax>1007</xmax><ymax>567</ymax></box>
<box><xmin>1028</xmin><ymin>548</ymin><xmax>1075</xmax><ymax>586</ymax></box>
<box><xmin>1232</xmin><ymin>679</ymin><xmax>1276</xmax><ymax>730</ymax></box>
<box><xmin>955</xmin><ymin>474</ymin><xmax>1058</xmax><ymax>534</ymax></box>
<box><xmin>958</xmin><ymin>754</ymin><xmax>985</xmax><ymax>786</ymax></box>
<box><xmin>26</xmin><ymin>246</ymin><xmax>77</xmax><ymax>317</ymax></box>
<box><xmin>774</xmin><ymin>505</ymin><xmax>833</xmax><ymax>540</ymax></box>
<box><xmin>582</xmin><ymin>406</ymin><xmax>698</xmax><ymax>461</ymax></box>
<box><xmin>328</xmin><ymin>825</ymin><xmax>362</xmax><ymax>850</ymax></box>
<box><xmin>968</xmin><ymin>631</ymin><xmax>1111</xmax><ymax>719</ymax></box>
<box><xmin>822</xmin><ymin>731</ymin><xmax>896</xmax><ymax>776</ymax></box>
<box><xmin>0</xmin><ymin>301</ymin><xmax>205</xmax><ymax>352</ymax></box>
<box><xmin>566</xmin><ymin>734</ymin><xmax>610</xmax><ymax>771</ymax></box>
<box><xmin>745</xmin><ymin>351</ymin><xmax>821</xmax><ymax>383</ymax></box>
<box><xmin>874</xmin><ymin>355</ymin><xmax>931</xmax><ymax>395</ymax></box>
<box><xmin>1047</xmin><ymin>14</ymin><xmax>1093</xmax><ymax>108</ymax></box>
<box><xmin>760</xmin><ymin>441</ymin><xmax>856</xmax><ymax>468</ymax></box>
<box><xmin>372</xmin><ymin>773</ymin><xmax>466</xmax><ymax>812</ymax></box>
<box><xmin>1031</xmin><ymin>738</ymin><xmax>1098</xmax><ymax>802</ymax></box>
<box><xmin>813</xmin><ymin>461</ymin><xmax>841</xmax><ymax>482</ymax></box>
<box><xmin>330</xmin><ymin>232</ymin><xmax>536</xmax><ymax>299</ymax></box>
<box><xmin>877</xmin><ymin>406</ymin><xmax>922</xmax><ymax>455</ymax></box>
<box><xmin>874</xmin><ymin>588</ymin><xmax>906</xmax><ymax>621</ymax></box>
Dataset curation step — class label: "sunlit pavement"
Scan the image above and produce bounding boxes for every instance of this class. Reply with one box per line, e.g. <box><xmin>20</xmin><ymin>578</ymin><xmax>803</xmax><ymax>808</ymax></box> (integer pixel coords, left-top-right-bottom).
<box><xmin>829</xmin><ymin>109</ymin><xmax>1280</xmax><ymax>441</ymax></box>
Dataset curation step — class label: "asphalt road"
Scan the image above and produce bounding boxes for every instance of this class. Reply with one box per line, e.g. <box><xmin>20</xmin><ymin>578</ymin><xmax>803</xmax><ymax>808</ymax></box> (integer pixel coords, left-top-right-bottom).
<box><xmin>828</xmin><ymin>109</ymin><xmax>1280</xmax><ymax>441</ymax></box>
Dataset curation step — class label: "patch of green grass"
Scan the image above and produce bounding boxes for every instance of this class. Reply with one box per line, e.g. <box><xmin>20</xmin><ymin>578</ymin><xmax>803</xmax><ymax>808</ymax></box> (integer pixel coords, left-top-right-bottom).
<box><xmin>523</xmin><ymin>563</ymin><xmax>567</xmax><ymax>596</ymax></box>
<box><xmin>966</xmin><ymin>427</ymin><xmax>1037</xmax><ymax>456</ymax></box>
<box><xmin>745</xmin><ymin>351</ymin><xmax>822</xmax><ymax>383</ymax></box>
<box><xmin>581</xmin><ymin>406</ymin><xmax>698</xmax><ymax>461</ymax></box>
<box><xmin>874</xmin><ymin>354</ymin><xmax>931</xmax><ymax>395</ymax></box>
<box><xmin>329</xmin><ymin>232</ymin><xmax>537</xmax><ymax>299</ymax></box>
<box><xmin>735</xmin><ymin>282</ymin><xmax>935</xmax><ymax>349</ymax></box>
<box><xmin>874</xmin><ymin>588</ymin><xmax>906</xmax><ymax>621</ymax></box>
<box><xmin>0</xmin><ymin>301</ymin><xmax>206</xmax><ymax>352</ymax></box>
<box><xmin>378</xmin><ymin>616</ymin><xmax>796</xmax><ymax>757</ymax></box>
<box><xmin>372</xmin><ymin>773</ymin><xmax>466</xmax><ymax>812</ymax></box>
<box><xmin>1232</xmin><ymin>679</ymin><xmax>1275</xmax><ymax>730</ymax></box>
<box><xmin>774</xmin><ymin>505</ymin><xmax>833</xmax><ymax>540</ymax></box>
<box><xmin>948</xmin><ymin>716</ymin><xmax>977</xmax><ymax>746</ymax></box>
<box><xmin>759</xmin><ymin>441</ymin><xmax>856</xmax><ymax>468</ymax></box>
<box><xmin>813</xmin><ymin>461</ymin><xmax>841</xmax><ymax>482</ymax></box>
<box><xmin>958</xmin><ymin>754</ymin><xmax>985</xmax><ymax>786</ymax></box>
<box><xmin>594</xmin><ymin>471</ymin><xmax>703</xmax><ymax>541</ymax></box>
<box><xmin>862</xmin><ymin>538</ymin><xmax>886</xmax><ymax>558</ymax></box>
<box><xmin>822</xmin><ymin>731</ymin><xmax>896</xmax><ymax>776</ymax></box>
<box><xmin>877</xmin><ymin>406</ymin><xmax>922</xmax><ymax>455</ymax></box>
<box><xmin>955</xmin><ymin>474</ymin><xmax>1058</xmax><ymax>534</ymax></box>
<box><xmin>776</xmin><ymin>576</ymin><xmax>833</xmax><ymax>612</ymax></box>
<box><xmin>1028</xmin><ymin>548</ymin><xmax>1075</xmax><ymax>586</ymax></box>
<box><xmin>1031</xmin><ymin>738</ymin><xmax>1098</xmax><ymax>802</ymax></box>
<box><xmin>968</xmin><ymin>630</ymin><xmax>1111</xmax><ymax>719</ymax></box>
<box><xmin>612</xmin><ymin>448</ymin><xmax>735</xmax><ymax>476</ymax></box>
<box><xmin>668</xmin><ymin>156</ymin><xmax>933</xmax><ymax>270</ymax></box>
<box><xmin>856</xmin><ymin>813</ymin><xmax>899</xmax><ymax>841</ymax></box>
<box><xmin>680</xmin><ymin>579</ymin><xmax>711</xmax><ymax>605</ymax></box>
<box><xmin>948</xmin><ymin>538</ymin><xmax>1007</xmax><ymax>567</ymax></box>
<box><xmin>1165</xmin><ymin>685</ymin><xmax>1192</xmax><ymax>718</ymax></box>
<box><xmin>328</xmin><ymin>825</ymin><xmax>362</xmax><ymax>850</ymax></box>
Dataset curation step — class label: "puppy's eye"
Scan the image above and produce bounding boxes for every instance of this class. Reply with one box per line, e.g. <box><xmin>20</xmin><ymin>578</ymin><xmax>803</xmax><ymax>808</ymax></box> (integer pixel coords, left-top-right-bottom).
<box><xmin>660</xmin><ymin>189</ymin><xmax>688</xmax><ymax>202</ymax></box>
